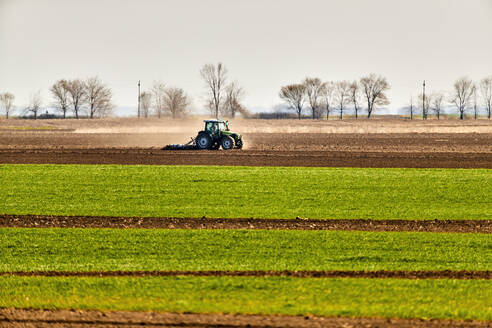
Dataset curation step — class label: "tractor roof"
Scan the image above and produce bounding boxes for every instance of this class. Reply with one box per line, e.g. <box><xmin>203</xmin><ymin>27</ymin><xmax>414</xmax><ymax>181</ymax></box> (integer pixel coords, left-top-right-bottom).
<box><xmin>203</xmin><ymin>119</ymin><xmax>225</xmax><ymax>123</ymax></box>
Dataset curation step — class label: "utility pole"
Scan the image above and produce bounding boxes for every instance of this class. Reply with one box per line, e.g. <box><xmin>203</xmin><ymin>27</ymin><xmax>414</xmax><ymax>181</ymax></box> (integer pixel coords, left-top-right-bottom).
<box><xmin>422</xmin><ymin>80</ymin><xmax>426</xmax><ymax>120</ymax></box>
<box><xmin>137</xmin><ymin>80</ymin><xmax>141</xmax><ymax>118</ymax></box>
<box><xmin>410</xmin><ymin>96</ymin><xmax>413</xmax><ymax>120</ymax></box>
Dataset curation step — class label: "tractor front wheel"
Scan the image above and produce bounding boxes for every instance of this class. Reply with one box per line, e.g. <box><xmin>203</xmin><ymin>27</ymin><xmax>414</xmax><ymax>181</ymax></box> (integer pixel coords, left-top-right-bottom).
<box><xmin>235</xmin><ymin>139</ymin><xmax>243</xmax><ymax>149</ymax></box>
<box><xmin>221</xmin><ymin>136</ymin><xmax>235</xmax><ymax>150</ymax></box>
<box><xmin>196</xmin><ymin>133</ymin><xmax>212</xmax><ymax>149</ymax></box>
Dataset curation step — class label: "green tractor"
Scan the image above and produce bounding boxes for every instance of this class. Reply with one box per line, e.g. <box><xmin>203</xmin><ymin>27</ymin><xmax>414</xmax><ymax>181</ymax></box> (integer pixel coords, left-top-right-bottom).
<box><xmin>163</xmin><ymin>119</ymin><xmax>243</xmax><ymax>150</ymax></box>
<box><xmin>196</xmin><ymin>119</ymin><xmax>243</xmax><ymax>150</ymax></box>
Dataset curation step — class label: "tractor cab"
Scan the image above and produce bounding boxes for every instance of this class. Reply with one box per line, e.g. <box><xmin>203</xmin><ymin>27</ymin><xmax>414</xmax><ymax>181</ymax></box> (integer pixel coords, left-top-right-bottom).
<box><xmin>205</xmin><ymin>120</ymin><xmax>225</xmax><ymax>135</ymax></box>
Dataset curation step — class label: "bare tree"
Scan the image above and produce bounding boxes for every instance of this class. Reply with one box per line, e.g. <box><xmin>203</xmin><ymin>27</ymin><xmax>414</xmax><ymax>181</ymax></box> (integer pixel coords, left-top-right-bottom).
<box><xmin>0</xmin><ymin>92</ymin><xmax>15</xmax><ymax>119</ymax></box>
<box><xmin>473</xmin><ymin>89</ymin><xmax>478</xmax><ymax>119</ymax></box>
<box><xmin>360</xmin><ymin>74</ymin><xmax>390</xmax><ymax>118</ymax></box>
<box><xmin>335</xmin><ymin>80</ymin><xmax>351</xmax><ymax>119</ymax></box>
<box><xmin>50</xmin><ymin>80</ymin><xmax>70</xmax><ymax>118</ymax></box>
<box><xmin>303</xmin><ymin>77</ymin><xmax>326</xmax><ymax>119</ymax></box>
<box><xmin>409</xmin><ymin>96</ymin><xmax>414</xmax><ymax>120</ymax></box>
<box><xmin>224</xmin><ymin>82</ymin><xmax>245</xmax><ymax>118</ymax></box>
<box><xmin>479</xmin><ymin>76</ymin><xmax>492</xmax><ymax>119</ymax></box>
<box><xmin>151</xmin><ymin>82</ymin><xmax>166</xmax><ymax>118</ymax></box>
<box><xmin>349</xmin><ymin>81</ymin><xmax>362</xmax><ymax>119</ymax></box>
<box><xmin>65</xmin><ymin>79</ymin><xmax>86</xmax><ymax>119</ymax></box>
<box><xmin>279</xmin><ymin>84</ymin><xmax>306</xmax><ymax>120</ymax></box>
<box><xmin>430</xmin><ymin>92</ymin><xmax>445</xmax><ymax>120</ymax></box>
<box><xmin>200</xmin><ymin>63</ymin><xmax>227</xmax><ymax>118</ymax></box>
<box><xmin>26</xmin><ymin>91</ymin><xmax>42</xmax><ymax>120</ymax></box>
<box><xmin>320</xmin><ymin>81</ymin><xmax>335</xmax><ymax>120</ymax></box>
<box><xmin>163</xmin><ymin>87</ymin><xmax>190</xmax><ymax>118</ymax></box>
<box><xmin>451</xmin><ymin>77</ymin><xmax>475</xmax><ymax>120</ymax></box>
<box><xmin>139</xmin><ymin>92</ymin><xmax>152</xmax><ymax>118</ymax></box>
<box><xmin>417</xmin><ymin>93</ymin><xmax>432</xmax><ymax>120</ymax></box>
<box><xmin>84</xmin><ymin>77</ymin><xmax>114</xmax><ymax>118</ymax></box>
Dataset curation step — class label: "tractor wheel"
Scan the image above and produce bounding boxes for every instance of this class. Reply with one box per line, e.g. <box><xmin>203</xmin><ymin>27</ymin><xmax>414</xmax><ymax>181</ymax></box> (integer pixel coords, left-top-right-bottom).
<box><xmin>221</xmin><ymin>136</ymin><xmax>235</xmax><ymax>150</ymax></box>
<box><xmin>196</xmin><ymin>133</ymin><xmax>212</xmax><ymax>149</ymax></box>
<box><xmin>235</xmin><ymin>139</ymin><xmax>243</xmax><ymax>149</ymax></box>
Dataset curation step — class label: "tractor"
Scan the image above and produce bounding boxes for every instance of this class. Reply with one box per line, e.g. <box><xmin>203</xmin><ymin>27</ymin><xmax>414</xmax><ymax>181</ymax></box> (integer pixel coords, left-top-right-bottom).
<box><xmin>163</xmin><ymin>119</ymin><xmax>243</xmax><ymax>150</ymax></box>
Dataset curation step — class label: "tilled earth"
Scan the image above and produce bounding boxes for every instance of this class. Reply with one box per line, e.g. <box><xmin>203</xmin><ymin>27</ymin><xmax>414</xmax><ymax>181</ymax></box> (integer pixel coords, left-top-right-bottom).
<box><xmin>1</xmin><ymin>309</ymin><xmax>489</xmax><ymax>328</ymax></box>
<box><xmin>0</xmin><ymin>132</ymin><xmax>491</xmax><ymax>168</ymax></box>
<box><xmin>1</xmin><ymin>215</ymin><xmax>491</xmax><ymax>233</ymax></box>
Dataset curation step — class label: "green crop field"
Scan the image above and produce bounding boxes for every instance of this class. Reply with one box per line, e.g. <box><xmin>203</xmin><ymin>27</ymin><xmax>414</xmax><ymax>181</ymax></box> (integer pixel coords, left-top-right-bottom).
<box><xmin>1</xmin><ymin>276</ymin><xmax>491</xmax><ymax>320</ymax></box>
<box><xmin>1</xmin><ymin>164</ymin><xmax>490</xmax><ymax>322</ymax></box>
<box><xmin>0</xmin><ymin>164</ymin><xmax>490</xmax><ymax>220</ymax></box>
<box><xmin>1</xmin><ymin>228</ymin><xmax>490</xmax><ymax>272</ymax></box>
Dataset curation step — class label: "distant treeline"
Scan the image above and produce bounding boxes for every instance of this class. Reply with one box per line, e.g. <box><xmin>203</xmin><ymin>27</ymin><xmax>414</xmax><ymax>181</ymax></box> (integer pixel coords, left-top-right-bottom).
<box><xmin>1</xmin><ymin>66</ymin><xmax>491</xmax><ymax>120</ymax></box>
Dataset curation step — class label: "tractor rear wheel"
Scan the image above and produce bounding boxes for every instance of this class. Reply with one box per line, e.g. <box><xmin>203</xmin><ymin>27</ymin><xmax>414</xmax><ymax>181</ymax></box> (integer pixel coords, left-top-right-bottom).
<box><xmin>221</xmin><ymin>136</ymin><xmax>235</xmax><ymax>150</ymax></box>
<box><xmin>196</xmin><ymin>133</ymin><xmax>212</xmax><ymax>149</ymax></box>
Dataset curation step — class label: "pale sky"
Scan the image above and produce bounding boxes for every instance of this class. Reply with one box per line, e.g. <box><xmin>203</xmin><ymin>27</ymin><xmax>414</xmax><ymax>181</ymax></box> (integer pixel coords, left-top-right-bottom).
<box><xmin>1</xmin><ymin>0</ymin><xmax>491</xmax><ymax>115</ymax></box>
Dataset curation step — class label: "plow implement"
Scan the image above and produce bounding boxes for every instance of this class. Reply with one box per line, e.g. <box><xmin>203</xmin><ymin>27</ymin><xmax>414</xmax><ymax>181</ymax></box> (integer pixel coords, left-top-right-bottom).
<box><xmin>162</xmin><ymin>138</ymin><xmax>197</xmax><ymax>150</ymax></box>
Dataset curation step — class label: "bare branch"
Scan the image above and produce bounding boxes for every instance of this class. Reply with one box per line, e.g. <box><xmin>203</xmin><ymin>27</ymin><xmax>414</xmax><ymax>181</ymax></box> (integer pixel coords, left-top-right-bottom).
<box><xmin>151</xmin><ymin>82</ymin><xmax>166</xmax><ymax>118</ymax></box>
<box><xmin>224</xmin><ymin>81</ymin><xmax>245</xmax><ymax>118</ymax></box>
<box><xmin>163</xmin><ymin>87</ymin><xmax>190</xmax><ymax>118</ymax></box>
<box><xmin>359</xmin><ymin>74</ymin><xmax>390</xmax><ymax>118</ymax></box>
<box><xmin>26</xmin><ymin>91</ymin><xmax>42</xmax><ymax>120</ymax></box>
<box><xmin>0</xmin><ymin>92</ymin><xmax>15</xmax><ymax>119</ymax></box>
<box><xmin>65</xmin><ymin>79</ymin><xmax>86</xmax><ymax>119</ymax></box>
<box><xmin>334</xmin><ymin>80</ymin><xmax>351</xmax><ymax>119</ymax></box>
<box><xmin>303</xmin><ymin>77</ymin><xmax>326</xmax><ymax>119</ymax></box>
<box><xmin>50</xmin><ymin>80</ymin><xmax>70</xmax><ymax>118</ymax></box>
<box><xmin>84</xmin><ymin>77</ymin><xmax>114</xmax><ymax>118</ymax></box>
<box><xmin>139</xmin><ymin>92</ymin><xmax>152</xmax><ymax>118</ymax></box>
<box><xmin>479</xmin><ymin>76</ymin><xmax>492</xmax><ymax>119</ymax></box>
<box><xmin>349</xmin><ymin>81</ymin><xmax>362</xmax><ymax>119</ymax></box>
<box><xmin>200</xmin><ymin>63</ymin><xmax>228</xmax><ymax>118</ymax></box>
<box><xmin>451</xmin><ymin>77</ymin><xmax>475</xmax><ymax>120</ymax></box>
<box><xmin>279</xmin><ymin>84</ymin><xmax>306</xmax><ymax>120</ymax></box>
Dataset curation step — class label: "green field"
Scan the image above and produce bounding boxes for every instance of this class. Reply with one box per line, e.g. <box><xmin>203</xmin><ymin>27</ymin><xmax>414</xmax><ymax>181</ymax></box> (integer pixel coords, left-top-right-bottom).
<box><xmin>1</xmin><ymin>276</ymin><xmax>491</xmax><ymax>320</ymax></box>
<box><xmin>1</xmin><ymin>164</ymin><xmax>490</xmax><ymax>321</ymax></box>
<box><xmin>1</xmin><ymin>228</ymin><xmax>490</xmax><ymax>272</ymax></box>
<box><xmin>0</xmin><ymin>164</ymin><xmax>490</xmax><ymax>220</ymax></box>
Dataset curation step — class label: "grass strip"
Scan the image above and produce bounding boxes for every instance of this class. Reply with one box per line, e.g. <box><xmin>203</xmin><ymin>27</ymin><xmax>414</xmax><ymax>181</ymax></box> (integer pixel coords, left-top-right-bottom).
<box><xmin>0</xmin><ymin>165</ymin><xmax>490</xmax><ymax>220</ymax></box>
<box><xmin>1</xmin><ymin>229</ymin><xmax>490</xmax><ymax>272</ymax></box>
<box><xmin>0</xmin><ymin>276</ymin><xmax>490</xmax><ymax>320</ymax></box>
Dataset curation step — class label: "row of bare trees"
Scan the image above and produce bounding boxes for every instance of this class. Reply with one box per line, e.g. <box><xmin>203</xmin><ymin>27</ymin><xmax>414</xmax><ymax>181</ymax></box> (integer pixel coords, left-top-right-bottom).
<box><xmin>200</xmin><ymin>63</ymin><xmax>249</xmax><ymax>118</ymax></box>
<box><xmin>49</xmin><ymin>77</ymin><xmax>113</xmax><ymax>119</ymax></box>
<box><xmin>138</xmin><ymin>83</ymin><xmax>191</xmax><ymax>119</ymax></box>
<box><xmin>410</xmin><ymin>77</ymin><xmax>492</xmax><ymax>120</ymax></box>
<box><xmin>280</xmin><ymin>74</ymin><xmax>390</xmax><ymax>119</ymax></box>
<box><xmin>136</xmin><ymin>63</ymin><xmax>248</xmax><ymax>119</ymax></box>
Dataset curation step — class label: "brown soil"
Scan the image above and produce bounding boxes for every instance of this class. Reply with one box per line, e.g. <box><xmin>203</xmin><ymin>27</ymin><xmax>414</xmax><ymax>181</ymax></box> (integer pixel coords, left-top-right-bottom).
<box><xmin>0</xmin><ymin>308</ymin><xmax>489</xmax><ymax>328</ymax></box>
<box><xmin>1</xmin><ymin>215</ymin><xmax>490</xmax><ymax>233</ymax></box>
<box><xmin>1</xmin><ymin>148</ymin><xmax>491</xmax><ymax>168</ymax></box>
<box><xmin>2</xmin><ymin>118</ymin><xmax>492</xmax><ymax>168</ymax></box>
<box><xmin>2</xmin><ymin>270</ymin><xmax>490</xmax><ymax>280</ymax></box>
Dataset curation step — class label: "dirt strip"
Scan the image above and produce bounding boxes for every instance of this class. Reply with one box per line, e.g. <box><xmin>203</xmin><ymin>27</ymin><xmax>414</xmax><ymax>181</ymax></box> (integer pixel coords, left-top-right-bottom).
<box><xmin>1</xmin><ymin>270</ymin><xmax>490</xmax><ymax>280</ymax></box>
<box><xmin>1</xmin><ymin>148</ymin><xmax>491</xmax><ymax>168</ymax></box>
<box><xmin>1</xmin><ymin>215</ymin><xmax>491</xmax><ymax>233</ymax></box>
<box><xmin>0</xmin><ymin>308</ymin><xmax>489</xmax><ymax>328</ymax></box>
